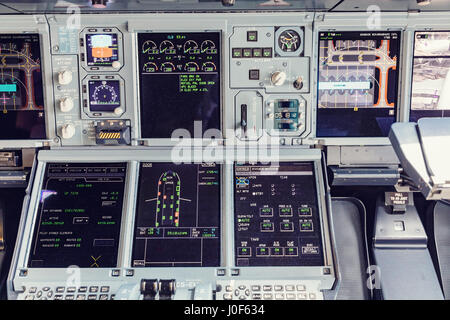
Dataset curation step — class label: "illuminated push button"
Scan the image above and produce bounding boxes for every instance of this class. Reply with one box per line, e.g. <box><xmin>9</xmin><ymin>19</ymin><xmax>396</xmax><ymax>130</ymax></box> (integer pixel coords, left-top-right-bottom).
<box><xmin>298</xmin><ymin>292</ymin><xmax>307</xmax><ymax>300</ymax></box>
<box><xmin>300</xmin><ymin>220</ymin><xmax>314</xmax><ymax>232</ymax></box>
<box><xmin>260</xmin><ymin>207</ymin><xmax>273</xmax><ymax>217</ymax></box>
<box><xmin>237</xmin><ymin>247</ymin><xmax>251</xmax><ymax>257</ymax></box>
<box><xmin>274</xmin><ymin>285</ymin><xmax>283</xmax><ymax>291</ymax></box>
<box><xmin>58</xmin><ymin>70</ymin><xmax>73</xmax><ymax>85</ymax></box>
<box><xmin>252</xmin><ymin>48</ymin><xmax>262</xmax><ymax>58</ymax></box>
<box><xmin>285</xmin><ymin>247</ymin><xmax>298</xmax><ymax>256</ymax></box>
<box><xmin>112</xmin><ymin>61</ymin><xmax>121</xmax><ymax>69</ymax></box>
<box><xmin>242</xmin><ymin>48</ymin><xmax>252</xmax><ymax>58</ymax></box>
<box><xmin>263</xmin><ymin>293</ymin><xmax>273</xmax><ymax>300</ymax></box>
<box><xmin>59</xmin><ymin>97</ymin><xmax>74</xmax><ymax>113</ymax></box>
<box><xmin>279</xmin><ymin>207</ymin><xmax>293</xmax><ymax>217</ymax></box>
<box><xmin>263</xmin><ymin>48</ymin><xmax>272</xmax><ymax>58</ymax></box>
<box><xmin>298</xmin><ymin>207</ymin><xmax>312</xmax><ymax>217</ymax></box>
<box><xmin>280</xmin><ymin>222</ymin><xmax>294</xmax><ymax>232</ymax></box>
<box><xmin>232</xmin><ymin>48</ymin><xmax>242</xmax><ymax>58</ymax></box>
<box><xmin>271</xmin><ymin>71</ymin><xmax>287</xmax><ymax>86</ymax></box>
<box><xmin>61</xmin><ymin>123</ymin><xmax>76</xmax><ymax>139</ymax></box>
<box><xmin>296</xmin><ymin>285</ymin><xmax>306</xmax><ymax>291</ymax></box>
<box><xmin>286</xmin><ymin>293</ymin><xmax>296</xmax><ymax>300</ymax></box>
<box><xmin>260</xmin><ymin>221</ymin><xmax>274</xmax><ymax>232</ymax></box>
<box><xmin>256</xmin><ymin>247</ymin><xmax>270</xmax><ymax>257</ymax></box>
<box><xmin>270</xmin><ymin>247</ymin><xmax>284</xmax><ymax>256</ymax></box>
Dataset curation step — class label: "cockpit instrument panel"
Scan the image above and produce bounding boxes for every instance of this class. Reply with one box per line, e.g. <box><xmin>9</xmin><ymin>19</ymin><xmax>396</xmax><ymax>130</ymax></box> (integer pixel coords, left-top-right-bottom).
<box><xmin>317</xmin><ymin>31</ymin><xmax>401</xmax><ymax>137</ymax></box>
<box><xmin>0</xmin><ymin>33</ymin><xmax>46</xmax><ymax>139</ymax></box>
<box><xmin>234</xmin><ymin>162</ymin><xmax>324</xmax><ymax>267</ymax></box>
<box><xmin>138</xmin><ymin>32</ymin><xmax>221</xmax><ymax>139</ymax></box>
<box><xmin>28</xmin><ymin>163</ymin><xmax>127</xmax><ymax>268</ymax></box>
<box><xmin>410</xmin><ymin>31</ymin><xmax>450</xmax><ymax>121</ymax></box>
<box><xmin>132</xmin><ymin>162</ymin><xmax>221</xmax><ymax>267</ymax></box>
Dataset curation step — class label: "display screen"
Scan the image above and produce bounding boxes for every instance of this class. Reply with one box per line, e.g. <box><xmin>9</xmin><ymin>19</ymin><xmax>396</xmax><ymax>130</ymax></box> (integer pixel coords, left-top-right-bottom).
<box><xmin>28</xmin><ymin>163</ymin><xmax>127</xmax><ymax>268</ymax></box>
<box><xmin>0</xmin><ymin>34</ymin><xmax>46</xmax><ymax>139</ymax></box>
<box><xmin>132</xmin><ymin>163</ymin><xmax>221</xmax><ymax>267</ymax></box>
<box><xmin>88</xmin><ymin>80</ymin><xmax>121</xmax><ymax>112</ymax></box>
<box><xmin>137</xmin><ymin>32</ymin><xmax>221</xmax><ymax>138</ymax></box>
<box><xmin>410</xmin><ymin>31</ymin><xmax>450</xmax><ymax>121</ymax></box>
<box><xmin>317</xmin><ymin>31</ymin><xmax>401</xmax><ymax>137</ymax></box>
<box><xmin>234</xmin><ymin>162</ymin><xmax>324</xmax><ymax>267</ymax></box>
<box><xmin>86</xmin><ymin>33</ymin><xmax>119</xmax><ymax>67</ymax></box>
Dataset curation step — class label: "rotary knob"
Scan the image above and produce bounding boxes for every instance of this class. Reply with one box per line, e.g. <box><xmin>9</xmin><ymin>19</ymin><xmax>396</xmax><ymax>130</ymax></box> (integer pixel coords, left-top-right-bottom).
<box><xmin>112</xmin><ymin>61</ymin><xmax>122</xmax><ymax>69</ymax></box>
<box><xmin>114</xmin><ymin>107</ymin><xmax>124</xmax><ymax>116</ymax></box>
<box><xmin>61</xmin><ymin>123</ymin><xmax>75</xmax><ymax>139</ymax></box>
<box><xmin>59</xmin><ymin>97</ymin><xmax>74</xmax><ymax>113</ymax></box>
<box><xmin>58</xmin><ymin>70</ymin><xmax>73</xmax><ymax>85</ymax></box>
<box><xmin>271</xmin><ymin>71</ymin><xmax>287</xmax><ymax>86</ymax></box>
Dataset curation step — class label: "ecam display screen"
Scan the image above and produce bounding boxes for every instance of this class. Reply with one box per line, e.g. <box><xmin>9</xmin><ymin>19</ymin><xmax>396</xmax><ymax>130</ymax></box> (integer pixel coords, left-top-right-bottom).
<box><xmin>0</xmin><ymin>33</ymin><xmax>46</xmax><ymax>139</ymax></box>
<box><xmin>28</xmin><ymin>163</ymin><xmax>126</xmax><ymax>268</ymax></box>
<box><xmin>137</xmin><ymin>32</ymin><xmax>221</xmax><ymax>138</ymax></box>
<box><xmin>132</xmin><ymin>163</ymin><xmax>221</xmax><ymax>267</ymax></box>
<box><xmin>234</xmin><ymin>162</ymin><xmax>324</xmax><ymax>267</ymax></box>
<box><xmin>317</xmin><ymin>31</ymin><xmax>401</xmax><ymax>137</ymax></box>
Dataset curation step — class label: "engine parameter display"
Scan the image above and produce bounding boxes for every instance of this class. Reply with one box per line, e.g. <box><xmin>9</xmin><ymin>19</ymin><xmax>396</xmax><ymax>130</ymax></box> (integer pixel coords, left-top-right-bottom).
<box><xmin>86</xmin><ymin>33</ymin><xmax>119</xmax><ymax>67</ymax></box>
<box><xmin>317</xmin><ymin>31</ymin><xmax>401</xmax><ymax>137</ymax></box>
<box><xmin>410</xmin><ymin>31</ymin><xmax>450</xmax><ymax>121</ymax></box>
<box><xmin>138</xmin><ymin>32</ymin><xmax>220</xmax><ymax>138</ymax></box>
<box><xmin>132</xmin><ymin>163</ymin><xmax>221</xmax><ymax>267</ymax></box>
<box><xmin>234</xmin><ymin>162</ymin><xmax>324</xmax><ymax>267</ymax></box>
<box><xmin>0</xmin><ymin>33</ymin><xmax>46</xmax><ymax>139</ymax></box>
<box><xmin>28</xmin><ymin>163</ymin><xmax>127</xmax><ymax>268</ymax></box>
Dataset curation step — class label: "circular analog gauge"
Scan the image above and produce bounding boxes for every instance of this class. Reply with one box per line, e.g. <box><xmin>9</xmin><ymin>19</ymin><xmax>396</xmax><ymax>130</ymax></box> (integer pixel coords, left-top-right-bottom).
<box><xmin>142</xmin><ymin>40</ymin><xmax>158</xmax><ymax>54</ymax></box>
<box><xmin>159</xmin><ymin>40</ymin><xmax>175</xmax><ymax>54</ymax></box>
<box><xmin>92</xmin><ymin>81</ymin><xmax>118</xmax><ymax>104</ymax></box>
<box><xmin>183</xmin><ymin>40</ymin><xmax>199</xmax><ymax>54</ymax></box>
<box><xmin>202</xmin><ymin>62</ymin><xmax>216</xmax><ymax>72</ymax></box>
<box><xmin>161</xmin><ymin>62</ymin><xmax>175</xmax><ymax>72</ymax></box>
<box><xmin>184</xmin><ymin>62</ymin><xmax>199</xmax><ymax>72</ymax></box>
<box><xmin>143</xmin><ymin>62</ymin><xmax>158</xmax><ymax>73</ymax></box>
<box><xmin>278</xmin><ymin>30</ymin><xmax>301</xmax><ymax>52</ymax></box>
<box><xmin>200</xmin><ymin>40</ymin><xmax>217</xmax><ymax>54</ymax></box>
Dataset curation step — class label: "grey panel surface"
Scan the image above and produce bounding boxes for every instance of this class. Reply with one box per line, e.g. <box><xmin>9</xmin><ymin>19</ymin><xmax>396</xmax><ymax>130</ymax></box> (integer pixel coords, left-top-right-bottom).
<box><xmin>374</xmin><ymin>248</ymin><xmax>444</xmax><ymax>300</ymax></box>
<box><xmin>325</xmin><ymin>198</ymin><xmax>369</xmax><ymax>300</ymax></box>
<box><xmin>417</xmin><ymin>118</ymin><xmax>450</xmax><ymax>185</ymax></box>
<box><xmin>434</xmin><ymin>201</ymin><xmax>450</xmax><ymax>299</ymax></box>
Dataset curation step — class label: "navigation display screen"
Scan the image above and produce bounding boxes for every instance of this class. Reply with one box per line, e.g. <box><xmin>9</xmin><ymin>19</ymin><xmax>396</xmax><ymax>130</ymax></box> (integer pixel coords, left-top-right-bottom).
<box><xmin>410</xmin><ymin>31</ymin><xmax>450</xmax><ymax>121</ymax></box>
<box><xmin>317</xmin><ymin>31</ymin><xmax>401</xmax><ymax>137</ymax></box>
<box><xmin>137</xmin><ymin>32</ymin><xmax>221</xmax><ymax>138</ymax></box>
<box><xmin>132</xmin><ymin>163</ymin><xmax>221</xmax><ymax>267</ymax></box>
<box><xmin>234</xmin><ymin>162</ymin><xmax>324</xmax><ymax>267</ymax></box>
<box><xmin>28</xmin><ymin>163</ymin><xmax>126</xmax><ymax>268</ymax></box>
<box><xmin>0</xmin><ymin>34</ymin><xmax>46</xmax><ymax>139</ymax></box>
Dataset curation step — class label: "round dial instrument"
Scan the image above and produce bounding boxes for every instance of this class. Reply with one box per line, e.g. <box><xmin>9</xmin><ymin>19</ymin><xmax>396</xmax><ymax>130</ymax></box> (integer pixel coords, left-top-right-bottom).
<box><xmin>278</xmin><ymin>30</ymin><xmax>301</xmax><ymax>52</ymax></box>
<box><xmin>92</xmin><ymin>81</ymin><xmax>119</xmax><ymax>105</ymax></box>
<box><xmin>142</xmin><ymin>40</ymin><xmax>158</xmax><ymax>54</ymax></box>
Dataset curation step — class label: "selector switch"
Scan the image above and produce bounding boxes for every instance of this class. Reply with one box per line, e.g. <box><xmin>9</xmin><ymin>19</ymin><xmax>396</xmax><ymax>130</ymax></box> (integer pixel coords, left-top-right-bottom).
<box><xmin>271</xmin><ymin>71</ymin><xmax>287</xmax><ymax>86</ymax></box>
<box><xmin>61</xmin><ymin>123</ymin><xmax>75</xmax><ymax>139</ymax></box>
<box><xmin>59</xmin><ymin>97</ymin><xmax>74</xmax><ymax>113</ymax></box>
<box><xmin>58</xmin><ymin>70</ymin><xmax>73</xmax><ymax>86</ymax></box>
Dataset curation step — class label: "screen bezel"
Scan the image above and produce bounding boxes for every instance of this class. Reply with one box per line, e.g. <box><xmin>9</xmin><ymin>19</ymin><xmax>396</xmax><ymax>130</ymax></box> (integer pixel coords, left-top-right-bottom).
<box><xmin>409</xmin><ymin>30</ymin><xmax>450</xmax><ymax>122</ymax></box>
<box><xmin>24</xmin><ymin>161</ymin><xmax>129</xmax><ymax>269</ymax></box>
<box><xmin>131</xmin><ymin>162</ymin><xmax>223</xmax><ymax>268</ymax></box>
<box><xmin>135</xmin><ymin>30</ymin><xmax>223</xmax><ymax>145</ymax></box>
<box><xmin>231</xmin><ymin>160</ymin><xmax>330</xmax><ymax>268</ymax></box>
<box><xmin>315</xmin><ymin>30</ymin><xmax>402</xmax><ymax>138</ymax></box>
